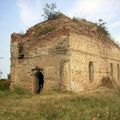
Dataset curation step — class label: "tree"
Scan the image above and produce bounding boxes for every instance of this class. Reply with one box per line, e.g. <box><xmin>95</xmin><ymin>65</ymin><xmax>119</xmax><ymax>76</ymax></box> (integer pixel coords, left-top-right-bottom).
<box><xmin>97</xmin><ymin>19</ymin><xmax>110</xmax><ymax>37</ymax></box>
<box><xmin>0</xmin><ymin>71</ymin><xmax>2</xmax><ymax>79</ymax></box>
<box><xmin>42</xmin><ymin>3</ymin><xmax>60</xmax><ymax>20</ymax></box>
<box><xmin>7</xmin><ymin>73</ymin><xmax>11</xmax><ymax>80</ymax></box>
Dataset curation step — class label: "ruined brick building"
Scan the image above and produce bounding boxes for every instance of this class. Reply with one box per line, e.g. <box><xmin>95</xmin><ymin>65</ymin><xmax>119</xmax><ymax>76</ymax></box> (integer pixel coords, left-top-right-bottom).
<box><xmin>10</xmin><ymin>14</ymin><xmax>120</xmax><ymax>93</ymax></box>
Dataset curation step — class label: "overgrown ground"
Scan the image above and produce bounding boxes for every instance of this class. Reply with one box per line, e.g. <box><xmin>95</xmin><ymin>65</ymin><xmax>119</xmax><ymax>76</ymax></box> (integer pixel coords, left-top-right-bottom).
<box><xmin>0</xmin><ymin>81</ymin><xmax>120</xmax><ymax>120</ymax></box>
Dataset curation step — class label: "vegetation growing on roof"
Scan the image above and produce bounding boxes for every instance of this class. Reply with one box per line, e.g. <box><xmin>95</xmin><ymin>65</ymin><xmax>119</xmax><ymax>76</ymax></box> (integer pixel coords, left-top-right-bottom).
<box><xmin>42</xmin><ymin>3</ymin><xmax>61</xmax><ymax>20</ymax></box>
<box><xmin>97</xmin><ymin>19</ymin><xmax>110</xmax><ymax>37</ymax></box>
<box><xmin>19</xmin><ymin>31</ymin><xmax>25</xmax><ymax>36</ymax></box>
<box><xmin>40</xmin><ymin>26</ymin><xmax>55</xmax><ymax>34</ymax></box>
<box><xmin>72</xmin><ymin>17</ymin><xmax>87</xmax><ymax>22</ymax></box>
<box><xmin>34</xmin><ymin>25</ymin><xmax>55</xmax><ymax>37</ymax></box>
<box><xmin>72</xmin><ymin>17</ymin><xmax>110</xmax><ymax>38</ymax></box>
<box><xmin>72</xmin><ymin>17</ymin><xmax>95</xmax><ymax>26</ymax></box>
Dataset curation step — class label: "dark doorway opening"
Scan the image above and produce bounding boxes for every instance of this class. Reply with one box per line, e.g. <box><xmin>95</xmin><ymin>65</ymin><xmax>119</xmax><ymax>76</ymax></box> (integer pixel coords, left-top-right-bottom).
<box><xmin>34</xmin><ymin>69</ymin><xmax>44</xmax><ymax>93</ymax></box>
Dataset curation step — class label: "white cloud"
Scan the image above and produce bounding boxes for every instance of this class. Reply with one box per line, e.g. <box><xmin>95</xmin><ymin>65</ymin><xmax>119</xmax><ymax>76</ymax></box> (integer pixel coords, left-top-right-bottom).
<box><xmin>17</xmin><ymin>0</ymin><xmax>32</xmax><ymax>23</ymax></box>
<box><xmin>109</xmin><ymin>21</ymin><xmax>120</xmax><ymax>29</ymax></box>
<box><xmin>116</xmin><ymin>36</ymin><xmax>120</xmax><ymax>42</ymax></box>
<box><xmin>67</xmin><ymin>0</ymin><xmax>120</xmax><ymax>42</ymax></box>
<box><xmin>17</xmin><ymin>0</ymin><xmax>43</xmax><ymax>26</ymax></box>
<box><xmin>67</xmin><ymin>0</ymin><xmax>120</xmax><ymax>21</ymax></box>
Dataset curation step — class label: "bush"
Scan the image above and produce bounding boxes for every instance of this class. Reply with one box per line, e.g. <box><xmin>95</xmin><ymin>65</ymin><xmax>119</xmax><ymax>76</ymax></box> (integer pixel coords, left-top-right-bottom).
<box><xmin>97</xmin><ymin>19</ymin><xmax>110</xmax><ymax>37</ymax></box>
<box><xmin>47</xmin><ymin>12</ymin><xmax>61</xmax><ymax>20</ymax></box>
<box><xmin>40</xmin><ymin>26</ymin><xmax>55</xmax><ymax>34</ymax></box>
<box><xmin>0</xmin><ymin>80</ymin><xmax>11</xmax><ymax>91</ymax></box>
<box><xmin>72</xmin><ymin>17</ymin><xmax>80</xmax><ymax>22</ymax></box>
<box><xmin>72</xmin><ymin>17</ymin><xmax>110</xmax><ymax>37</ymax></box>
<box><xmin>34</xmin><ymin>26</ymin><xmax>55</xmax><ymax>37</ymax></box>
<box><xmin>97</xmin><ymin>25</ymin><xmax>109</xmax><ymax>36</ymax></box>
<box><xmin>72</xmin><ymin>17</ymin><xmax>87</xmax><ymax>23</ymax></box>
<box><xmin>7</xmin><ymin>74</ymin><xmax>11</xmax><ymax>80</ymax></box>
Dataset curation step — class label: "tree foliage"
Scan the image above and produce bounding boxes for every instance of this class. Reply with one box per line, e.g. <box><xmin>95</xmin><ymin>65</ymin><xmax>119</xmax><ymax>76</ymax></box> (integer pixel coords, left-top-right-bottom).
<box><xmin>0</xmin><ymin>71</ymin><xmax>2</xmax><ymax>79</ymax></box>
<box><xmin>7</xmin><ymin>73</ymin><xmax>11</xmax><ymax>80</ymax></box>
<box><xmin>42</xmin><ymin>3</ymin><xmax>61</xmax><ymax>20</ymax></box>
<box><xmin>97</xmin><ymin>19</ymin><xmax>110</xmax><ymax>37</ymax></box>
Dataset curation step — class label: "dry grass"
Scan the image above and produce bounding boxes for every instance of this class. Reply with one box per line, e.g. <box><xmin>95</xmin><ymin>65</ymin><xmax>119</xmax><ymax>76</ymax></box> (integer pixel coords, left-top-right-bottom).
<box><xmin>0</xmin><ymin>88</ymin><xmax>120</xmax><ymax>120</ymax></box>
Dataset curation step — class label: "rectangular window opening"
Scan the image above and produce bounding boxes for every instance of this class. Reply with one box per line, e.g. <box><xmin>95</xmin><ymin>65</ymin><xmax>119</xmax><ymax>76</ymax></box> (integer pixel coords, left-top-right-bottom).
<box><xmin>110</xmin><ymin>63</ymin><xmax>113</xmax><ymax>77</ymax></box>
<box><xmin>89</xmin><ymin>61</ymin><xmax>94</xmax><ymax>82</ymax></box>
<box><xmin>18</xmin><ymin>43</ymin><xmax>24</xmax><ymax>59</ymax></box>
<box><xmin>117</xmin><ymin>64</ymin><xmax>119</xmax><ymax>80</ymax></box>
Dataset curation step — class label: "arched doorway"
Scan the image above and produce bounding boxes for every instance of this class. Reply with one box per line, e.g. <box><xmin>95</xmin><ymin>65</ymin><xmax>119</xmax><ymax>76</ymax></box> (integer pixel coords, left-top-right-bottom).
<box><xmin>32</xmin><ymin>68</ymin><xmax>44</xmax><ymax>94</ymax></box>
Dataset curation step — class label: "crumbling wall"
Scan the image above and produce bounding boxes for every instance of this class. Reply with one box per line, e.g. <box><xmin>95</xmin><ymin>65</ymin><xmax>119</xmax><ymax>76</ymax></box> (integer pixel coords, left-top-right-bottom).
<box><xmin>11</xmin><ymin>30</ymin><xmax>70</xmax><ymax>92</ymax></box>
<box><xmin>11</xmin><ymin>15</ymin><xmax>120</xmax><ymax>93</ymax></box>
<box><xmin>69</xmin><ymin>32</ymin><xmax>120</xmax><ymax>92</ymax></box>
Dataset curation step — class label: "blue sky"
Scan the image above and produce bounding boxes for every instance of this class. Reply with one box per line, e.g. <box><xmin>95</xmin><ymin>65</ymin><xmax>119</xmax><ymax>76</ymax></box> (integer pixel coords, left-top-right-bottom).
<box><xmin>0</xmin><ymin>0</ymin><xmax>120</xmax><ymax>78</ymax></box>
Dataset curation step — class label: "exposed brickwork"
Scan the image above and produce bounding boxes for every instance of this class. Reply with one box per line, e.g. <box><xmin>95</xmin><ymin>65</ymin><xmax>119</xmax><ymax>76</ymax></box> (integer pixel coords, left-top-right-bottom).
<box><xmin>10</xmin><ymin>14</ymin><xmax>120</xmax><ymax>93</ymax></box>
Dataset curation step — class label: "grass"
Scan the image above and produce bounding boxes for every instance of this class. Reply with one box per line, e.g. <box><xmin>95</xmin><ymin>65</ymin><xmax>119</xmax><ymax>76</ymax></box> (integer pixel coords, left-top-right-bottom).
<box><xmin>0</xmin><ymin>87</ymin><xmax>120</xmax><ymax>120</ymax></box>
<box><xmin>34</xmin><ymin>25</ymin><xmax>55</xmax><ymax>37</ymax></box>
